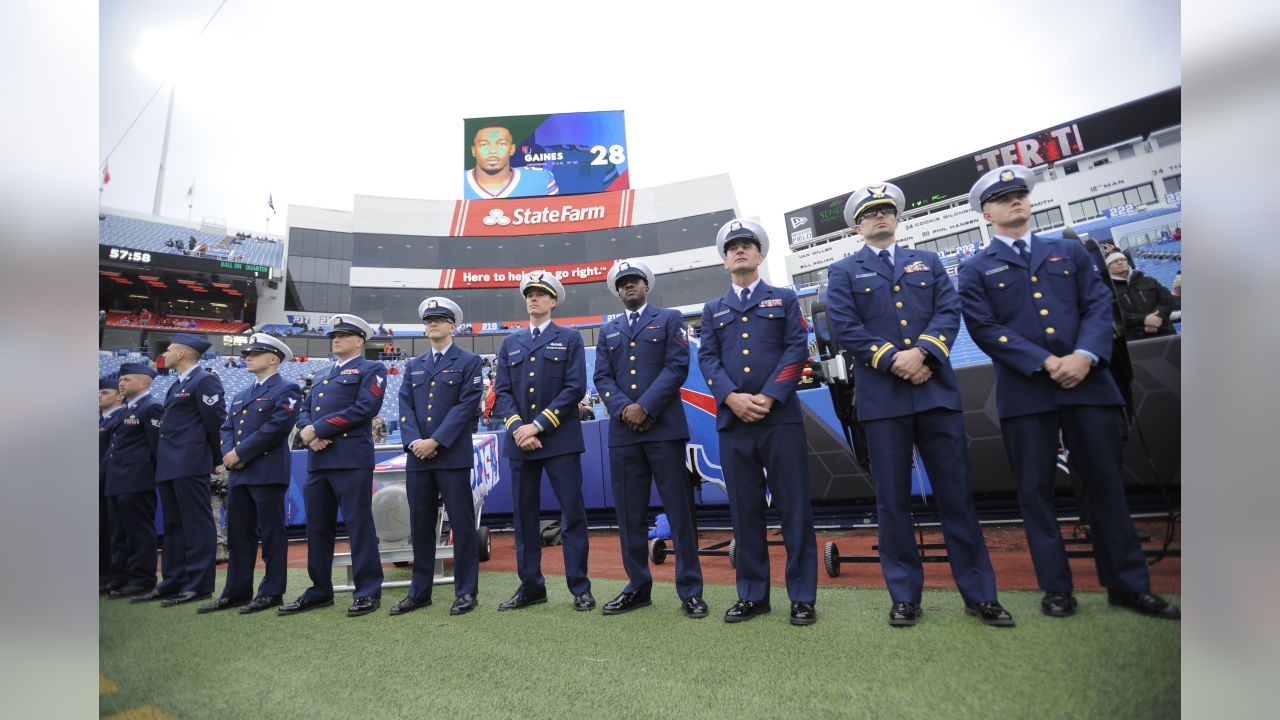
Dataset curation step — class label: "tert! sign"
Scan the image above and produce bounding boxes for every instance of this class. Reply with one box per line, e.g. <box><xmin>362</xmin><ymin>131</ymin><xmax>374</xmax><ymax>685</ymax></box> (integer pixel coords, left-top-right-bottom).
<box><xmin>451</xmin><ymin>189</ymin><xmax>635</xmax><ymax>237</ymax></box>
<box><xmin>438</xmin><ymin>260</ymin><xmax>615</xmax><ymax>289</ymax></box>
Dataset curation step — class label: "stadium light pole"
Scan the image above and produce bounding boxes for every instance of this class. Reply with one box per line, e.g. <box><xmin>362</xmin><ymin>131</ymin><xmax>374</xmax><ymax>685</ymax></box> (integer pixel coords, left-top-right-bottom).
<box><xmin>152</xmin><ymin>83</ymin><xmax>176</xmax><ymax>217</ymax></box>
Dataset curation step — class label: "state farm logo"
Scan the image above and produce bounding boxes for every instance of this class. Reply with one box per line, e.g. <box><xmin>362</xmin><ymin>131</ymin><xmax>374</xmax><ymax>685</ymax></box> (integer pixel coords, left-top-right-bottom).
<box><xmin>482</xmin><ymin>209</ymin><xmax>512</xmax><ymax>226</ymax></box>
<box><xmin>482</xmin><ymin>203</ymin><xmax>606</xmax><ymax>227</ymax></box>
<box><xmin>790</xmin><ymin>215</ymin><xmax>809</xmax><ymax>229</ymax></box>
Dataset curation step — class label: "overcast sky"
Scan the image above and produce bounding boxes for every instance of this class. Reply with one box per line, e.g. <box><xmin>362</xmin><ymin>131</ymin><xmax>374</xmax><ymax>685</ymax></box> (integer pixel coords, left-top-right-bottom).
<box><xmin>99</xmin><ymin>0</ymin><xmax>1181</xmax><ymax>279</ymax></box>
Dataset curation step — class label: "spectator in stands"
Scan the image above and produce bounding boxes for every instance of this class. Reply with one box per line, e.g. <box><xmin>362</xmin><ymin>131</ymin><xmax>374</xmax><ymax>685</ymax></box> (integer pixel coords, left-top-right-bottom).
<box><xmin>387</xmin><ymin>364</ymin><xmax>400</xmax><ymax>376</ymax></box>
<box><xmin>1174</xmin><ymin>227</ymin><xmax>1181</xmax><ymax>241</ymax></box>
<box><xmin>371</xmin><ymin>416</ymin><xmax>389</xmax><ymax>444</ymax></box>
<box><xmin>155</xmin><ymin>352</ymin><xmax>168</xmax><ymax>376</ymax></box>
<box><xmin>578</xmin><ymin>399</ymin><xmax>596</xmax><ymax>422</ymax></box>
<box><xmin>1105</xmin><ymin>253</ymin><xmax>1177</xmax><ymax>339</ymax></box>
<box><xmin>377</xmin><ymin>323</ymin><xmax>387</xmax><ymax>336</ymax></box>
<box><xmin>188</xmin><ymin>236</ymin><xmax>197</xmax><ymax>251</ymax></box>
<box><xmin>383</xmin><ymin>341</ymin><xmax>393</xmax><ymax>356</ymax></box>
<box><xmin>1098</xmin><ymin>238</ymin><xmax>1135</xmax><ymax>267</ymax></box>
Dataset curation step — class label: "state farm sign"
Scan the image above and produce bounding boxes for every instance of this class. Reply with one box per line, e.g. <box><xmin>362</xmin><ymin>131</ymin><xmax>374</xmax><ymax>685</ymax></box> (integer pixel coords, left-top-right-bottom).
<box><xmin>451</xmin><ymin>189</ymin><xmax>635</xmax><ymax>236</ymax></box>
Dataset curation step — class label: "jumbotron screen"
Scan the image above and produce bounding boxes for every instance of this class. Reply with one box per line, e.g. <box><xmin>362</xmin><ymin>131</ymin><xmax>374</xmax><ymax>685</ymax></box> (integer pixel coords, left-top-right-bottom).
<box><xmin>462</xmin><ymin>110</ymin><xmax>629</xmax><ymax>199</ymax></box>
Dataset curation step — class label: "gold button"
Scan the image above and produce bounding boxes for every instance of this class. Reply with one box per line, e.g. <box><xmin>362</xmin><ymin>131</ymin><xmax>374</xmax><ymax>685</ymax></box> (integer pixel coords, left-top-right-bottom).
<box><xmin>259</xmin><ymin>408</ymin><xmax>263</xmax><ymax>412</ymax></box>
<box><xmin>630</xmin><ymin>369</ymin><xmax>637</xmax><ymax>374</ymax></box>
<box><xmin>528</xmin><ymin>372</ymin><xmax>535</xmax><ymax>377</ymax></box>
<box><xmin>239</xmin><ymin>419</ymin><xmax>244</xmax><ymax>424</ymax></box>
<box><xmin>741</xmin><ymin>332</ymin><xmax>749</xmax><ymax>339</ymax></box>
<box><xmin>241</xmin><ymin>409</ymin><xmax>247</xmax><ymax>415</ymax></box>
<box><xmin>427</xmin><ymin>417</ymin><xmax>432</xmax><ymax>422</ymax></box>
<box><xmin>427</xmin><ymin>405</ymin><xmax>432</xmax><ymax>410</ymax></box>
<box><xmin>629</xmin><ymin>355</ymin><xmax>636</xmax><ymax>361</ymax></box>
<box><xmin>630</xmin><ymin>384</ymin><xmax>637</xmax><ymax>390</ymax></box>
<box><xmin>864</xmin><ymin>287</ymin><xmax>871</xmax><ymax>293</ymax></box>
<box><xmin>604</xmin><ymin>392</ymin><xmax>610</xmax><ymax>398</ymax></box>
<box><xmin>903</xmin><ymin>338</ymin><xmax>913</xmax><ymax>345</ymax></box>
<box><xmin>743</xmin><ymin>367</ymin><xmax>751</xmax><ymax>373</ymax></box>
<box><xmin>1033</xmin><ymin>292</ymin><xmax>1042</xmax><ymax>299</ymax></box>
<box><xmin>401</xmin><ymin>416</ymin><xmax>406</xmax><ymax>422</ymax></box>
<box><xmin>895</xmin><ymin>302</ymin><xmax>903</xmax><ymax>308</ymax></box>
<box><xmin>707</xmin><ymin>380</ymin><xmax>713</xmax><ymax>386</ymax></box>
<box><xmin>315</xmin><ymin>406</ymin><xmax>321</xmax><ymax>412</ymax></box>
<box><xmin>529</xmin><ymin>387</ymin><xmax>535</xmax><ymax>393</ymax></box>
<box><xmin>630</xmin><ymin>341</ymin><xmax>636</xmax><ymax>347</ymax></box>
<box><xmin>428</xmin><ymin>392</ymin><xmax>434</xmax><ymax>398</ymax></box>
<box><xmin>323</xmin><ymin>380</ymin><xmax>329</xmax><ymax>385</ymax></box>
<box><xmin>1063</xmin><ymin>270</ymin><xmax>1070</xmax><ymax>276</ymax></box>
<box><xmin>1046</xmin><ymin>327</ymin><xmax>1056</xmax><ymax>334</ymax></box>
<box><xmin>998</xmin><ymin>336</ymin><xmax>1008</xmax><ymax>343</ymax></box>
<box><xmin>431</xmin><ymin>381</ymin><xmax>437</xmax><ymax>386</ymax></box>
<box><xmin>920</xmin><ymin>281</ymin><xmax>926</xmax><ymax>286</ymax></box>
<box><xmin>741</xmin><ymin>317</ymin><xmax>748</xmax><ymax>322</ymax></box>
<box><xmin>900</xmin><ymin>319</ymin><xmax>908</xmax><ymax>326</ymax></box>
<box><xmin>894</xmin><ymin>285</ymin><xmax>901</xmax><ymax>292</ymax></box>
<box><xmin>318</xmin><ymin>392</ymin><xmax>324</xmax><ymax>397</ymax></box>
<box><xmin>939</xmin><ymin>335</ymin><xmax>946</xmax><ymax>341</ymax></box>
<box><xmin>742</xmin><ymin>349</ymin><xmax>750</xmax><ymax>355</ymax></box>
<box><xmin>998</xmin><ymin>282</ymin><xmax>1005</xmax><ymax>288</ymax></box>
<box><xmin>1031</xmin><ymin>275</ymin><xmax>1038</xmax><ymax>283</ymax></box>
<box><xmin>342</xmin><ymin>433</ymin><xmax>348</xmax><ymax>438</ymax></box>
<box><xmin>1040</xmin><ymin>309</ymin><xmax>1049</xmax><ymax>316</ymax></box>
<box><xmin>530</xmin><ymin>404</ymin><xmax>536</xmax><ymax>410</ymax></box>
<box><xmin>237</xmin><ymin>430</ymin><xmax>242</xmax><ymax>435</ymax></box>
<box><xmin>529</xmin><ymin>358</ymin><xmax>536</xmax><ymax>363</ymax></box>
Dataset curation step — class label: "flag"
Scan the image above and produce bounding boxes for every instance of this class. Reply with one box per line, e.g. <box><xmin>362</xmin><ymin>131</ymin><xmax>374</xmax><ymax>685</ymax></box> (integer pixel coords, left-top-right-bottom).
<box><xmin>268</xmin><ymin>194</ymin><xmax>276</xmax><ymax>214</ymax></box>
<box><xmin>101</xmin><ymin>164</ymin><xmax>110</xmax><ymax>187</ymax></box>
<box><xmin>186</xmin><ymin>181</ymin><xmax>195</xmax><ymax>199</ymax></box>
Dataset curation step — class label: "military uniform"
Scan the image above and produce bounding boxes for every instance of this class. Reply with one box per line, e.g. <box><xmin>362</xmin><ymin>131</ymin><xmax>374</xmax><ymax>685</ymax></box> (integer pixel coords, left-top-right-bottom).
<box><xmin>291</xmin><ymin>315</ymin><xmax>388</xmax><ymax>609</ymax></box>
<box><xmin>99</xmin><ymin>379</ymin><xmax>126</xmax><ymax>591</ymax></box>
<box><xmin>594</xmin><ymin>260</ymin><xmax>704</xmax><ymax>614</ymax></box>
<box><xmin>826</xmin><ymin>183</ymin><xmax>1007</xmax><ymax>626</ymax></box>
<box><xmin>493</xmin><ymin>272</ymin><xmax>592</xmax><ymax>607</ymax></box>
<box><xmin>697</xmin><ymin>219</ymin><xmax>817</xmax><ymax>622</ymax></box>
<box><xmin>212</xmin><ymin>334</ymin><xmax>302</xmax><ymax>609</ymax></box>
<box><xmin>396</xmin><ymin>297</ymin><xmax>484</xmax><ymax>613</ymax></box>
<box><xmin>958</xmin><ymin>165</ymin><xmax>1170</xmax><ymax>618</ymax></box>
<box><xmin>104</xmin><ymin>364</ymin><xmax>163</xmax><ymax>594</ymax></box>
<box><xmin>155</xmin><ymin>334</ymin><xmax>227</xmax><ymax>601</ymax></box>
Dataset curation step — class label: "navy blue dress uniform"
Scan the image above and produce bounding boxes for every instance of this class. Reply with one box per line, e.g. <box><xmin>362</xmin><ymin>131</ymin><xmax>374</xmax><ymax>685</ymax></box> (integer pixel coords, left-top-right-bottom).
<box><xmin>100</xmin><ymin>378</ymin><xmax>127</xmax><ymax>592</ymax></box>
<box><xmin>697</xmin><ymin>219</ymin><xmax>818</xmax><ymax>623</ymax></box>
<box><xmin>493</xmin><ymin>271</ymin><xmax>593</xmax><ymax>609</ymax></box>
<box><xmin>153</xmin><ymin>334</ymin><xmax>227</xmax><ymax>604</ymax></box>
<box><xmin>104</xmin><ymin>363</ymin><xmax>163</xmax><ymax>596</ymax></box>
<box><xmin>205</xmin><ymin>334</ymin><xmax>302</xmax><ymax>613</ymax></box>
<box><xmin>285</xmin><ymin>314</ymin><xmax>388</xmax><ymax>615</ymax></box>
<box><xmin>826</xmin><ymin>183</ymin><xmax>1009</xmax><ymax>626</ymax></box>
<box><xmin>958</xmin><ymin>165</ymin><xmax>1176</xmax><ymax>619</ymax></box>
<box><xmin>593</xmin><ymin>260</ymin><xmax>706</xmax><ymax>616</ymax></box>
<box><xmin>394</xmin><ymin>297</ymin><xmax>483</xmax><ymax>616</ymax></box>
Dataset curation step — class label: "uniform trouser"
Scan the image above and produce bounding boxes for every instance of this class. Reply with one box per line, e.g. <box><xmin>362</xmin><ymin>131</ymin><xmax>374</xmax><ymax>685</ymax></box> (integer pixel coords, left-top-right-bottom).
<box><xmin>406</xmin><ymin>469</ymin><xmax>479</xmax><ymax>600</ymax></box>
<box><xmin>109</xmin><ymin>491</ymin><xmax>158</xmax><ymax>588</ymax></box>
<box><xmin>157</xmin><ymin>475</ymin><xmax>217</xmax><ymax>595</ymax></box>
<box><xmin>863</xmin><ymin>409</ymin><xmax>998</xmax><ymax>604</ymax></box>
<box><xmin>220</xmin><ymin>484</ymin><xmax>288</xmax><ymax>600</ymax></box>
<box><xmin>99</xmin><ymin>480</ymin><xmax>122</xmax><ymax>585</ymax></box>
<box><xmin>509</xmin><ymin>454</ymin><xmax>591</xmax><ymax>597</ymax></box>
<box><xmin>1000</xmin><ymin>405</ymin><xmax>1150</xmax><ymax>594</ymax></box>
<box><xmin>301</xmin><ymin>468</ymin><xmax>384</xmax><ymax>600</ymax></box>
<box><xmin>720</xmin><ymin>423</ymin><xmax>817</xmax><ymax>604</ymax></box>
<box><xmin>610</xmin><ymin>439</ymin><xmax>703</xmax><ymax>599</ymax></box>
<box><xmin>103</xmin><ymin>491</ymin><xmax>129</xmax><ymax>587</ymax></box>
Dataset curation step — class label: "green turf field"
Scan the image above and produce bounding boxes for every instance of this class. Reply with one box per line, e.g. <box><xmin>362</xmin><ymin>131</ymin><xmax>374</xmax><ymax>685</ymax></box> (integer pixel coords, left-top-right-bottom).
<box><xmin>100</xmin><ymin>568</ymin><xmax>1179</xmax><ymax>719</ymax></box>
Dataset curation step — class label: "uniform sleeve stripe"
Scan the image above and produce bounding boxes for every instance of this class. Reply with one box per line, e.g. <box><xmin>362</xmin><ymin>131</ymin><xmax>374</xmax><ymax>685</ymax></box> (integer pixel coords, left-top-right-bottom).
<box><xmin>504</xmin><ymin>415</ymin><xmax>520</xmax><ymax>429</ymax></box>
<box><xmin>541</xmin><ymin>408</ymin><xmax>560</xmax><ymax>428</ymax></box>
<box><xmin>918</xmin><ymin>334</ymin><xmax>950</xmax><ymax>358</ymax></box>
<box><xmin>326</xmin><ymin>416</ymin><xmax>352</xmax><ymax>428</ymax></box>
<box><xmin>870</xmin><ymin>343</ymin><xmax>895</xmax><ymax>370</ymax></box>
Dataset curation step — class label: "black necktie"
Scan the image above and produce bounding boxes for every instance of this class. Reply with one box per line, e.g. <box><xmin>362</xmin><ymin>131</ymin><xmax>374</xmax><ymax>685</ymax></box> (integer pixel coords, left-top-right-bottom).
<box><xmin>99</xmin><ymin>415</ymin><xmax>107</xmax><ymax>428</ymax></box>
<box><xmin>629</xmin><ymin>311</ymin><xmax>639</xmax><ymax>328</ymax></box>
<box><xmin>253</xmin><ymin>383</ymin><xmax>261</xmax><ymax>392</ymax></box>
<box><xmin>532</xmin><ymin>327</ymin><xmax>541</xmax><ymax>339</ymax></box>
<box><xmin>1013</xmin><ymin>239</ymin><xmax>1030</xmax><ymax>263</ymax></box>
<box><xmin>740</xmin><ymin>287</ymin><xmax>750</xmax><ymax>305</ymax></box>
<box><xmin>433</xmin><ymin>352</ymin><xmax>442</xmax><ymax>365</ymax></box>
<box><xmin>879</xmin><ymin>249</ymin><xmax>893</xmax><ymax>271</ymax></box>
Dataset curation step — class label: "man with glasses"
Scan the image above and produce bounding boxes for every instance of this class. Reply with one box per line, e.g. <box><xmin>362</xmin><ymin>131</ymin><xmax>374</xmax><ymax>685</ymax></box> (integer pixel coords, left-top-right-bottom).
<box><xmin>280</xmin><ymin>314</ymin><xmax>389</xmax><ymax>617</ymax></box>
<box><xmin>391</xmin><ymin>297</ymin><xmax>484</xmax><ymax>617</ymax></box>
<box><xmin>493</xmin><ymin>271</ymin><xmax>594</xmax><ymax>612</ymax></box>
<box><xmin>958</xmin><ymin>165</ymin><xmax>1178</xmax><ymax>620</ymax></box>
<box><xmin>825</xmin><ymin>183</ymin><xmax>1012</xmax><ymax>628</ymax></box>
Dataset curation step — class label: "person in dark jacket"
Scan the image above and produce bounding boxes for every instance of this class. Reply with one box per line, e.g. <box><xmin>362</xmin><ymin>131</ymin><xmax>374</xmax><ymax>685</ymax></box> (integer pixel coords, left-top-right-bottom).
<box><xmin>1105</xmin><ymin>254</ymin><xmax>1176</xmax><ymax>340</ymax></box>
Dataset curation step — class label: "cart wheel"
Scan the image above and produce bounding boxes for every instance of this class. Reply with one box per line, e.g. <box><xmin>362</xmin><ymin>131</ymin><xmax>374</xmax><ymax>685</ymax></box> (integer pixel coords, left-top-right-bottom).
<box><xmin>648</xmin><ymin>538</ymin><xmax>668</xmax><ymax>565</ymax></box>
<box><xmin>824</xmin><ymin>541</ymin><xmax>841</xmax><ymax>577</ymax></box>
<box><xmin>728</xmin><ymin>538</ymin><xmax>736</xmax><ymax>568</ymax></box>
<box><xmin>477</xmin><ymin>526</ymin><xmax>492</xmax><ymax>562</ymax></box>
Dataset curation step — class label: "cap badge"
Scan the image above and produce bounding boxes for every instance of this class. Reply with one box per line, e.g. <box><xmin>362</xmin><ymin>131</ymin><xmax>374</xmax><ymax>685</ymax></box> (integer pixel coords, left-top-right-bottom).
<box><xmin>730</xmin><ymin>221</ymin><xmax>741</xmax><ymax>231</ymax></box>
<box><xmin>1000</xmin><ymin>170</ymin><xmax>1015</xmax><ymax>182</ymax></box>
<box><xmin>870</xmin><ymin>184</ymin><xmax>886</xmax><ymax>198</ymax></box>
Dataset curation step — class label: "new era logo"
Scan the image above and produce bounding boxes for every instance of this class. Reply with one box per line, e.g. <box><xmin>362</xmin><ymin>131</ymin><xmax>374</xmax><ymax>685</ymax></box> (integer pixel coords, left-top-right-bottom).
<box><xmin>482</xmin><ymin>209</ymin><xmax>512</xmax><ymax>226</ymax></box>
<box><xmin>790</xmin><ymin>216</ymin><xmax>808</xmax><ymax>229</ymax></box>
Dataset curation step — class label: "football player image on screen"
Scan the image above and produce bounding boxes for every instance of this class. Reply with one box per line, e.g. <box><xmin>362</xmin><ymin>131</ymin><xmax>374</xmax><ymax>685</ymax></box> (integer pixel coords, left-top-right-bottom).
<box><xmin>464</xmin><ymin>125</ymin><xmax>559</xmax><ymax>199</ymax></box>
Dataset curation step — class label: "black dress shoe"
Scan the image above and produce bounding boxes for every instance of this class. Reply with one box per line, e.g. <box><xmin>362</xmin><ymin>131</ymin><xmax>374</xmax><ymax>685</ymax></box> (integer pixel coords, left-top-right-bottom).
<box><xmin>682</xmin><ymin>596</ymin><xmax>709</xmax><ymax>619</ymax></box>
<box><xmin>161</xmin><ymin>591</ymin><xmax>212</xmax><ymax>608</ymax></box>
<box><xmin>889</xmin><ymin>601</ymin><xmax>922</xmax><ymax>627</ymax></box>
<box><xmin>1041</xmin><ymin>591</ymin><xmax>1078</xmax><ymax>617</ymax></box>
<box><xmin>789</xmin><ymin>601</ymin><xmax>817</xmax><ymax>626</ymax></box>
<box><xmin>1107</xmin><ymin>590</ymin><xmax>1181</xmax><ymax>620</ymax></box>
<box><xmin>196</xmin><ymin>596</ymin><xmax>249</xmax><ymax>614</ymax></box>
<box><xmin>965</xmin><ymin>600</ymin><xmax>1016</xmax><ymax>627</ymax></box>
<box><xmin>573</xmin><ymin>592</ymin><xmax>596</xmax><ymax>611</ymax></box>
<box><xmin>388</xmin><ymin>595</ymin><xmax>431</xmax><ymax>616</ymax></box>
<box><xmin>497</xmin><ymin>591</ymin><xmax>547</xmax><ymax>611</ymax></box>
<box><xmin>129</xmin><ymin>588</ymin><xmax>175</xmax><ymax>603</ymax></box>
<box><xmin>239</xmin><ymin>595</ymin><xmax>283</xmax><ymax>614</ymax></box>
<box><xmin>724</xmin><ymin>599</ymin><xmax>771</xmax><ymax>623</ymax></box>
<box><xmin>277</xmin><ymin>595</ymin><xmax>335</xmax><ymax>615</ymax></box>
<box><xmin>109</xmin><ymin>585</ymin><xmax>148</xmax><ymax>599</ymax></box>
<box><xmin>348</xmin><ymin>596</ymin><xmax>381</xmax><ymax>617</ymax></box>
<box><xmin>99</xmin><ymin>583</ymin><xmax>114</xmax><ymax>595</ymax></box>
<box><xmin>450</xmin><ymin>594</ymin><xmax>478</xmax><ymax>616</ymax></box>
<box><xmin>602</xmin><ymin>589</ymin><xmax>651</xmax><ymax>615</ymax></box>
